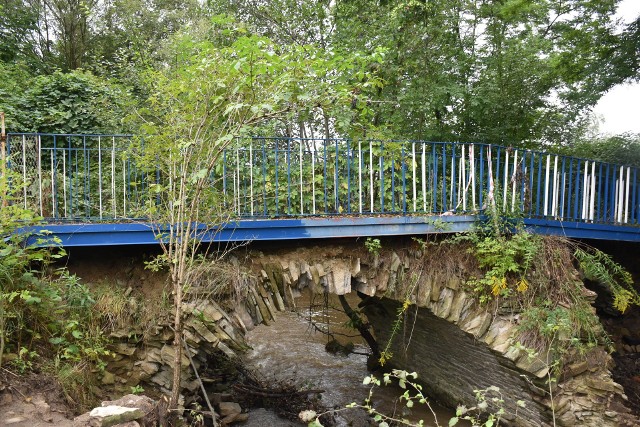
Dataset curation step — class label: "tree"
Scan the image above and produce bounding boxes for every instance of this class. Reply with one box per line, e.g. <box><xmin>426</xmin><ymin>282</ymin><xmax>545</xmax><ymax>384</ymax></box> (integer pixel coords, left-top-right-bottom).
<box><xmin>0</xmin><ymin>69</ymin><xmax>133</xmax><ymax>133</ymax></box>
<box><xmin>132</xmin><ymin>18</ymin><xmax>382</xmax><ymax>415</ymax></box>
<box><xmin>563</xmin><ymin>132</ymin><xmax>640</xmax><ymax>168</ymax></box>
<box><xmin>331</xmin><ymin>0</ymin><xmax>625</xmax><ymax>146</ymax></box>
<box><xmin>0</xmin><ymin>0</ymin><xmax>39</xmax><ymax>63</ymax></box>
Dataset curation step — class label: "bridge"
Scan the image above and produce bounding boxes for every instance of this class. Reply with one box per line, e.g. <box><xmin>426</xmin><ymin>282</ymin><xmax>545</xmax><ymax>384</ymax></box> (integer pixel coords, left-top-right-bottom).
<box><xmin>5</xmin><ymin>133</ymin><xmax>640</xmax><ymax>246</ymax></box>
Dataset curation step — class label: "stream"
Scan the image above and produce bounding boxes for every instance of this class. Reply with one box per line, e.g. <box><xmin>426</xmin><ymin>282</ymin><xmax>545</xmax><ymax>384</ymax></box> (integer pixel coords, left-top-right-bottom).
<box><xmin>241</xmin><ymin>292</ymin><xmax>458</xmax><ymax>426</ymax></box>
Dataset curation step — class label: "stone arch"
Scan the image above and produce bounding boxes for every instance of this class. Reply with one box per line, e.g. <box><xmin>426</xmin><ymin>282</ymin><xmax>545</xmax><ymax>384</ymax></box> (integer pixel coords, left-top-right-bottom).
<box><xmin>247</xmin><ymin>240</ymin><xmax>636</xmax><ymax>427</ymax></box>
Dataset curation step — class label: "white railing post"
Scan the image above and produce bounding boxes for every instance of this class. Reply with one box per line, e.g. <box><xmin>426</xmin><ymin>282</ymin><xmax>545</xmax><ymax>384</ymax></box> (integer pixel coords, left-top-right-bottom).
<box><xmin>37</xmin><ymin>135</ymin><xmax>43</xmax><ymax>216</ymax></box>
<box><xmin>412</xmin><ymin>142</ymin><xmax>416</xmax><ymax>212</ymax></box>
<box><xmin>544</xmin><ymin>154</ymin><xmax>550</xmax><ymax>217</ymax></box>
<box><xmin>470</xmin><ymin>145</ymin><xmax>476</xmax><ymax>210</ymax></box>
<box><xmin>589</xmin><ymin>161</ymin><xmax>596</xmax><ymax>221</ymax></box>
<box><xmin>625</xmin><ymin>166</ymin><xmax>630</xmax><ymax>223</ymax></box>
<box><xmin>503</xmin><ymin>149</ymin><xmax>509</xmax><ymax>209</ymax></box>
<box><xmin>511</xmin><ymin>150</ymin><xmax>518</xmax><ymax>212</ymax></box>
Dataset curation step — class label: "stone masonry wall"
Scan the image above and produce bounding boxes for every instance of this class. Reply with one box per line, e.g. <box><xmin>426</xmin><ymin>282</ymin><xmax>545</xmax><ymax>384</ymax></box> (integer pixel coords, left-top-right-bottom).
<box><xmin>93</xmin><ymin>239</ymin><xmax>637</xmax><ymax>426</ymax></box>
<box><xmin>248</xmin><ymin>240</ymin><xmax>638</xmax><ymax>427</ymax></box>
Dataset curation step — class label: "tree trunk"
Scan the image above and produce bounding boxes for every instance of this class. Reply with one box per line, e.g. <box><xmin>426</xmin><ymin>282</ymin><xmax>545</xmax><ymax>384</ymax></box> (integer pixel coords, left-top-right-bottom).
<box><xmin>338</xmin><ymin>295</ymin><xmax>379</xmax><ymax>357</ymax></box>
<box><xmin>169</xmin><ymin>275</ymin><xmax>184</xmax><ymax>410</ymax></box>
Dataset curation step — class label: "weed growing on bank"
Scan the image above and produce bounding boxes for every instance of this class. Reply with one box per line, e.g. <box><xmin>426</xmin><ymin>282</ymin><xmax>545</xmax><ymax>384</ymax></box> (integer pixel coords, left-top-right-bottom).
<box><xmin>448</xmin><ymin>206</ymin><xmax>637</xmax><ymax>370</ymax></box>
<box><xmin>0</xmin><ymin>163</ymin><xmax>116</xmax><ymax>411</ymax></box>
<box><xmin>302</xmin><ymin>369</ymin><xmax>517</xmax><ymax>427</ymax></box>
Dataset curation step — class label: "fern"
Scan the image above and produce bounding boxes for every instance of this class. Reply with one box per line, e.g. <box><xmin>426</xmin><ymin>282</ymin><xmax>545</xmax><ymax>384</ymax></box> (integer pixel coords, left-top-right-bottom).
<box><xmin>574</xmin><ymin>248</ymin><xmax>639</xmax><ymax>313</ymax></box>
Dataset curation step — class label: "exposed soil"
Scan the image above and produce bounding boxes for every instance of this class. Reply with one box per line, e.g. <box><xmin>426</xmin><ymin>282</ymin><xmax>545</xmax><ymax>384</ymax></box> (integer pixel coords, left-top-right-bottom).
<box><xmin>0</xmin><ymin>370</ymin><xmax>74</xmax><ymax>426</ymax></box>
<box><xmin>62</xmin><ymin>245</ymin><xmax>167</xmax><ymax>302</ymax></box>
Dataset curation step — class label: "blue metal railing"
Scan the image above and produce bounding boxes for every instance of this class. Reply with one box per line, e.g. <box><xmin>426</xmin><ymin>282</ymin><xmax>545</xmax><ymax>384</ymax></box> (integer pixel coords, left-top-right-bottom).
<box><xmin>5</xmin><ymin>133</ymin><xmax>640</xmax><ymax>228</ymax></box>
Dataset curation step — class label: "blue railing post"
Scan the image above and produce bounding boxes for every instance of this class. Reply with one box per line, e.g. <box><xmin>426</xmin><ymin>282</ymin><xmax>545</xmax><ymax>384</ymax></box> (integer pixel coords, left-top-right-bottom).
<box><xmin>286</xmin><ymin>138</ymin><xmax>291</xmax><ymax>216</ymax></box>
<box><xmin>442</xmin><ymin>143</ymin><xmax>447</xmax><ymax>212</ymax></box>
<box><xmin>380</xmin><ymin>142</ymin><xmax>385</xmax><ymax>213</ymax></box>
<box><xmin>347</xmin><ymin>140</ymin><xmax>352</xmax><ymax>214</ymax></box>
<box><xmin>574</xmin><ymin>160</ymin><xmax>582</xmax><ymax>221</ymax></box>
<box><xmin>632</xmin><ymin>167</ymin><xmax>637</xmax><ymax>224</ymax></box>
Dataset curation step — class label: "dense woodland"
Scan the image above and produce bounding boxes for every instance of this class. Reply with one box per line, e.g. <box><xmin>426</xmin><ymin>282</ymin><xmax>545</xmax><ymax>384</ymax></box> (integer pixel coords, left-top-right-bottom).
<box><xmin>0</xmin><ymin>0</ymin><xmax>639</xmax><ymax>161</ymax></box>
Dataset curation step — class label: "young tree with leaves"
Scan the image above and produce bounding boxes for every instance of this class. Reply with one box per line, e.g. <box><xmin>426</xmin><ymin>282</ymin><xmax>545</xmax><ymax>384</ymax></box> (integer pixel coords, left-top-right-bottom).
<box><xmin>132</xmin><ymin>18</ymin><xmax>382</xmax><ymax>415</ymax></box>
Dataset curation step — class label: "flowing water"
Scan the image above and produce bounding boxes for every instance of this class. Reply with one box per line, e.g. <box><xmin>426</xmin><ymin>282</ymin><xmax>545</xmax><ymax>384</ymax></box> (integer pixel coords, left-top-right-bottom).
<box><xmin>241</xmin><ymin>292</ymin><xmax>458</xmax><ymax>426</ymax></box>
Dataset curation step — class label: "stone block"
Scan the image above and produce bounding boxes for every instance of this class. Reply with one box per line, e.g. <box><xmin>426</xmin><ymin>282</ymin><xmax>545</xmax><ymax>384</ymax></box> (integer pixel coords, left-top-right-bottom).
<box><xmin>197</xmin><ymin>302</ymin><xmax>224</xmax><ymax>323</ymax></box>
<box><xmin>351</xmin><ymin>257</ymin><xmax>361</xmax><ymax>277</ymax></box>
<box><xmin>460</xmin><ymin>311</ymin><xmax>491</xmax><ymax>338</ymax></box>
<box><xmin>219</xmin><ymin>401</ymin><xmax>242</xmax><ymax>417</ymax></box>
<box><xmin>289</xmin><ymin>260</ymin><xmax>300</xmax><ymax>283</ymax></box>
<box><xmin>187</xmin><ymin>319</ymin><xmax>220</xmax><ymax>346</ymax></box>
<box><xmin>390</xmin><ymin>252</ymin><xmax>401</xmax><ymax>272</ymax></box>
<box><xmin>516</xmin><ymin>354</ymin><xmax>548</xmax><ymax>376</ymax></box>
<box><xmin>310</xmin><ymin>266</ymin><xmax>320</xmax><ymax>286</ymax></box>
<box><xmin>482</xmin><ymin>319</ymin><xmax>509</xmax><ymax>346</ymax></box>
<box><xmin>160</xmin><ymin>344</ymin><xmax>189</xmax><ymax>369</ymax></box>
<box><xmin>89</xmin><ymin>406</ymin><xmax>144</xmax><ymax>427</ymax></box>
<box><xmin>564</xmin><ymin>362</ymin><xmax>588</xmax><ymax>379</ymax></box>
<box><xmin>329</xmin><ymin>262</ymin><xmax>352</xmax><ymax>295</ymax></box>
<box><xmin>434</xmin><ymin>288</ymin><xmax>454</xmax><ymax>319</ymax></box>
<box><xmin>446</xmin><ymin>276</ymin><xmax>461</xmax><ymax>290</ymax></box>
<box><xmin>356</xmin><ymin>281</ymin><xmax>376</xmax><ymax>296</ymax></box>
<box><xmin>447</xmin><ymin>291</ymin><xmax>468</xmax><ymax>324</ymax></box>
<box><xmin>150</xmin><ymin>369</ymin><xmax>172</xmax><ymax>389</ymax></box>
<box><xmin>134</xmin><ymin>361</ymin><xmax>159</xmax><ymax>377</ymax></box>
<box><xmin>316</xmin><ymin>263</ymin><xmax>325</xmax><ymax>278</ymax></box>
<box><xmin>585</xmin><ymin>377</ymin><xmax>624</xmax><ymax>394</ymax></box>
<box><xmin>110</xmin><ymin>343</ymin><xmax>137</xmax><ymax>356</ymax></box>
<box><xmin>430</xmin><ymin>277</ymin><xmax>441</xmax><ymax>302</ymax></box>
<box><xmin>102</xmin><ymin>371</ymin><xmax>116</xmax><ymax>385</ymax></box>
<box><xmin>416</xmin><ymin>278</ymin><xmax>431</xmax><ymax>307</ymax></box>
<box><xmin>217</xmin><ymin>342</ymin><xmax>237</xmax><ymax>359</ymax></box>
<box><xmin>503</xmin><ymin>345</ymin><xmax>524</xmax><ymax>362</ymax></box>
<box><xmin>183</xmin><ymin>330</ymin><xmax>201</xmax><ymax>347</ymax></box>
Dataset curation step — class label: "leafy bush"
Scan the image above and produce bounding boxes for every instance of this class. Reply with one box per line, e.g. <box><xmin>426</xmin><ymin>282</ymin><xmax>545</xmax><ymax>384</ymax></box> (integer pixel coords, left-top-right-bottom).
<box><xmin>1</xmin><ymin>69</ymin><xmax>134</xmax><ymax>134</ymax></box>
<box><xmin>1</xmin><ymin>162</ymin><xmax>112</xmax><ymax>409</ymax></box>
<box><xmin>453</xmin><ymin>208</ymin><xmax>636</xmax><ymax>362</ymax></box>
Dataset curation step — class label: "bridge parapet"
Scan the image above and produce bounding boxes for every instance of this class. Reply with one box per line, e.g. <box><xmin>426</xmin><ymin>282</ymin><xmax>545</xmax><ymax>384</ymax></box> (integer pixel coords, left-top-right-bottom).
<box><xmin>6</xmin><ymin>133</ymin><xmax>639</xmax><ymax>226</ymax></box>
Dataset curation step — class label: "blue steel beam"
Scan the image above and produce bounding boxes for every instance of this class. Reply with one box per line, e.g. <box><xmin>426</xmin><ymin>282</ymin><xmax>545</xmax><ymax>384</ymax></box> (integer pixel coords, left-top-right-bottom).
<box><xmin>21</xmin><ymin>216</ymin><xmax>475</xmax><ymax>247</ymax></box>
<box><xmin>19</xmin><ymin>215</ymin><xmax>640</xmax><ymax>247</ymax></box>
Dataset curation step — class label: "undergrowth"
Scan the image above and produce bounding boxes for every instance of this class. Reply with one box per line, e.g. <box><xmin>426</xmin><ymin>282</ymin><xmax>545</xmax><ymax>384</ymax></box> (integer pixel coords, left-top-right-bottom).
<box><xmin>0</xmin><ymin>164</ymin><xmax>126</xmax><ymax>411</ymax></box>
<box><xmin>450</xmin><ymin>206</ymin><xmax>638</xmax><ymax>368</ymax></box>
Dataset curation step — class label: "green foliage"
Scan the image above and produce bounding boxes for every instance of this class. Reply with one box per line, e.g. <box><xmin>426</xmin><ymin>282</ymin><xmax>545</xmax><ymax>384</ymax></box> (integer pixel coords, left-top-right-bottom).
<box><xmin>456</xmin><ymin>209</ymin><xmax>541</xmax><ymax>303</ymax></box>
<box><xmin>304</xmin><ymin>370</ymin><xmax>515</xmax><ymax>427</ymax></box>
<box><xmin>1</xmin><ymin>69</ymin><xmax>133</xmax><ymax>134</ymax></box>
<box><xmin>364</xmin><ymin>238</ymin><xmax>382</xmax><ymax>257</ymax></box>
<box><xmin>1</xmin><ymin>160</ymin><xmax>111</xmax><ymax>408</ymax></box>
<box><xmin>332</xmin><ymin>0</ymin><xmax>624</xmax><ymax>145</ymax></box>
<box><xmin>466</xmin><ymin>230</ymin><xmax>540</xmax><ymax>302</ymax></box>
<box><xmin>450</xmin><ymin>207</ymin><xmax>632</xmax><ymax>363</ymax></box>
<box><xmin>574</xmin><ymin>247</ymin><xmax>639</xmax><ymax>313</ymax></box>
<box><xmin>0</xmin><ymin>0</ymin><xmax>39</xmax><ymax>65</ymax></box>
<box><xmin>560</xmin><ymin>133</ymin><xmax>640</xmax><ymax>168</ymax></box>
<box><xmin>130</xmin><ymin>384</ymin><xmax>145</xmax><ymax>395</ymax></box>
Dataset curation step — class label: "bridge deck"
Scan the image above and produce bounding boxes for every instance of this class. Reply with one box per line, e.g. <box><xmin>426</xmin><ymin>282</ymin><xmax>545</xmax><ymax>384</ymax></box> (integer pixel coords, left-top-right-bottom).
<box><xmin>6</xmin><ymin>133</ymin><xmax>640</xmax><ymax>246</ymax></box>
<box><xmin>22</xmin><ymin>216</ymin><xmax>640</xmax><ymax>247</ymax></box>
